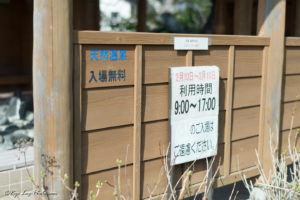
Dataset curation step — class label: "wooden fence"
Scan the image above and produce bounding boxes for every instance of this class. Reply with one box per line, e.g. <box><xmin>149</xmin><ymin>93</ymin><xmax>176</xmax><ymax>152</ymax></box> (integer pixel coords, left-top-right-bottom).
<box><xmin>73</xmin><ymin>31</ymin><xmax>300</xmax><ymax>199</ymax></box>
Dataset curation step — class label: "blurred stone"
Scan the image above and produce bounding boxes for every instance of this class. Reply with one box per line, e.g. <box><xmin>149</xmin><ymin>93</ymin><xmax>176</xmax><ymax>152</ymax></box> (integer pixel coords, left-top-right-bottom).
<box><xmin>26</xmin><ymin>129</ymin><xmax>34</xmax><ymax>138</ymax></box>
<box><xmin>7</xmin><ymin>97</ymin><xmax>21</xmax><ymax>122</ymax></box>
<box><xmin>25</xmin><ymin>111</ymin><xmax>34</xmax><ymax>122</ymax></box>
<box><xmin>0</xmin><ymin>114</ymin><xmax>7</xmax><ymax>125</ymax></box>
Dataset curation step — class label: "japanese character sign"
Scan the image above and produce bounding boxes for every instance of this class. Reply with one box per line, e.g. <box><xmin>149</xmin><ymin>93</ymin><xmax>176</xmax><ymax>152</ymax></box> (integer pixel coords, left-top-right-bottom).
<box><xmin>169</xmin><ymin>66</ymin><xmax>219</xmax><ymax>165</ymax></box>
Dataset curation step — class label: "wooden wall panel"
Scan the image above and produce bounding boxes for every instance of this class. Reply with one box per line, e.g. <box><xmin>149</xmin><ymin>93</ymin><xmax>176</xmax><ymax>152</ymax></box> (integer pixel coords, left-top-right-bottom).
<box><xmin>143</xmin><ymin>46</ymin><xmax>186</xmax><ymax>84</ymax></box>
<box><xmin>76</xmin><ymin>32</ymin><xmax>271</xmax><ymax>199</ymax></box>
<box><xmin>234</xmin><ymin>46</ymin><xmax>263</xmax><ymax>77</ymax></box>
<box><xmin>142</xmin><ymin>121</ymin><xmax>168</xmax><ymax>161</ymax></box>
<box><xmin>230</xmin><ymin>136</ymin><xmax>258</xmax><ymax>172</ymax></box>
<box><xmin>285</xmin><ymin>47</ymin><xmax>300</xmax><ymax>74</ymax></box>
<box><xmin>233</xmin><ymin>78</ymin><xmax>261</xmax><ymax>108</ymax></box>
<box><xmin>82</xmin><ymin>45</ymin><xmax>135</xmax><ymax>88</ymax></box>
<box><xmin>280</xmin><ymin>129</ymin><xmax>300</xmax><ymax>155</ymax></box>
<box><xmin>82</xmin><ymin>87</ymin><xmax>134</xmax><ymax>130</ymax></box>
<box><xmin>82</xmin><ymin>165</ymin><xmax>133</xmax><ymax>200</ymax></box>
<box><xmin>193</xmin><ymin>46</ymin><xmax>229</xmax><ymax>79</ymax></box>
<box><xmin>82</xmin><ymin>126</ymin><xmax>133</xmax><ymax>174</ymax></box>
<box><xmin>282</xmin><ymin>75</ymin><xmax>300</xmax><ymax>102</ymax></box>
<box><xmin>231</xmin><ymin>107</ymin><xmax>260</xmax><ymax>141</ymax></box>
<box><xmin>142</xmin><ymin>84</ymin><xmax>168</xmax><ymax>122</ymax></box>
<box><xmin>281</xmin><ymin>101</ymin><xmax>300</xmax><ymax>131</ymax></box>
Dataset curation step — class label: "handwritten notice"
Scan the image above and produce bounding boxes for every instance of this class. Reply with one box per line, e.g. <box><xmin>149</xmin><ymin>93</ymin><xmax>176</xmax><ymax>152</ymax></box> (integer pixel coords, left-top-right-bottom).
<box><xmin>174</xmin><ymin>37</ymin><xmax>209</xmax><ymax>50</ymax></box>
<box><xmin>169</xmin><ymin>66</ymin><xmax>219</xmax><ymax>165</ymax></box>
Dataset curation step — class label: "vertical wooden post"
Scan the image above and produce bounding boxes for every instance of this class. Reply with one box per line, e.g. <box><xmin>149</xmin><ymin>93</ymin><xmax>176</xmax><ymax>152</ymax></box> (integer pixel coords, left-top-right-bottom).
<box><xmin>33</xmin><ymin>0</ymin><xmax>73</xmax><ymax>198</ymax></box>
<box><xmin>133</xmin><ymin>45</ymin><xmax>143</xmax><ymax>200</ymax></box>
<box><xmin>257</xmin><ymin>0</ymin><xmax>286</xmax><ymax>174</ymax></box>
<box><xmin>137</xmin><ymin>0</ymin><xmax>147</xmax><ymax>32</ymax></box>
<box><xmin>224</xmin><ymin>45</ymin><xmax>235</xmax><ymax>176</ymax></box>
<box><xmin>234</xmin><ymin>0</ymin><xmax>253</xmax><ymax>35</ymax></box>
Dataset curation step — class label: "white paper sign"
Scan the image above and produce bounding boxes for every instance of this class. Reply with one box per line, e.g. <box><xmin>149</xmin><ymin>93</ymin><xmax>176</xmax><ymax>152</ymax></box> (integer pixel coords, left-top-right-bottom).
<box><xmin>174</xmin><ymin>37</ymin><xmax>209</xmax><ymax>50</ymax></box>
<box><xmin>169</xmin><ymin>66</ymin><xmax>219</xmax><ymax>165</ymax></box>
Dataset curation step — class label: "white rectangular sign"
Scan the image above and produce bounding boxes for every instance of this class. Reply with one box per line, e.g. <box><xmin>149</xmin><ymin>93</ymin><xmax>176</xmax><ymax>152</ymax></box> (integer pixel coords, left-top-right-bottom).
<box><xmin>169</xmin><ymin>66</ymin><xmax>219</xmax><ymax>165</ymax></box>
<box><xmin>174</xmin><ymin>37</ymin><xmax>209</xmax><ymax>50</ymax></box>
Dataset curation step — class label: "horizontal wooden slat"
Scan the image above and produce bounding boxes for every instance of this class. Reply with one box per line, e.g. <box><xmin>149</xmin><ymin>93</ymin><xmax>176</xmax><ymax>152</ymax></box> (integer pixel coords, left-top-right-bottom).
<box><xmin>230</xmin><ymin>136</ymin><xmax>258</xmax><ymax>173</ymax></box>
<box><xmin>143</xmin><ymin>46</ymin><xmax>186</xmax><ymax>84</ymax></box>
<box><xmin>231</xmin><ymin>107</ymin><xmax>260</xmax><ymax>141</ymax></box>
<box><xmin>285</xmin><ymin>37</ymin><xmax>300</xmax><ymax>46</ymax></box>
<box><xmin>82</xmin><ymin>45</ymin><xmax>135</xmax><ymax>88</ymax></box>
<box><xmin>193</xmin><ymin>46</ymin><xmax>229</xmax><ymax>79</ymax></box>
<box><xmin>282</xmin><ymin>75</ymin><xmax>300</xmax><ymax>102</ymax></box>
<box><xmin>233</xmin><ymin>78</ymin><xmax>261</xmax><ymax>108</ymax></box>
<box><xmin>285</xmin><ymin>47</ymin><xmax>300</xmax><ymax>74</ymax></box>
<box><xmin>281</xmin><ymin>101</ymin><xmax>300</xmax><ymax>131</ymax></box>
<box><xmin>143</xmin><ymin>81</ymin><xmax>227</xmax><ymax>122</ymax></box>
<box><xmin>74</xmin><ymin>31</ymin><xmax>270</xmax><ymax>46</ymax></box>
<box><xmin>82</xmin><ymin>87</ymin><xmax>134</xmax><ymax>131</ymax></box>
<box><xmin>82</xmin><ymin>126</ymin><xmax>133</xmax><ymax>174</ymax></box>
<box><xmin>234</xmin><ymin>46</ymin><xmax>263</xmax><ymax>77</ymax></box>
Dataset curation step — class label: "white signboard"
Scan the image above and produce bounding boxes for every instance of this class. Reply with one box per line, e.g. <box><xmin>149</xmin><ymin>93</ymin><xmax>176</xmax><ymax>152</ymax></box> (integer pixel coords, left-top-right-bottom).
<box><xmin>169</xmin><ymin>66</ymin><xmax>219</xmax><ymax>165</ymax></box>
<box><xmin>174</xmin><ymin>37</ymin><xmax>209</xmax><ymax>50</ymax></box>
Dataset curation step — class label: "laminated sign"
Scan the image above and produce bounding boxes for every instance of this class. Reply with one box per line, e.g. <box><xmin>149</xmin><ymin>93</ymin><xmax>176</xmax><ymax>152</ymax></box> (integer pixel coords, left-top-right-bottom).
<box><xmin>169</xmin><ymin>66</ymin><xmax>219</xmax><ymax>165</ymax></box>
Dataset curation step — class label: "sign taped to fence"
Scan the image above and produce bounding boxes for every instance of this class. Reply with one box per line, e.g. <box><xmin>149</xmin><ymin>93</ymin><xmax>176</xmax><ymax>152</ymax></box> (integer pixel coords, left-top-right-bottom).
<box><xmin>169</xmin><ymin>66</ymin><xmax>219</xmax><ymax>165</ymax></box>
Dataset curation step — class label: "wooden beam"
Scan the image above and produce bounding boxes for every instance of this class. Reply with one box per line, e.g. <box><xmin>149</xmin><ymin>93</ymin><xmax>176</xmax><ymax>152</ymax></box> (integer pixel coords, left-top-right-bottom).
<box><xmin>137</xmin><ymin>0</ymin><xmax>147</xmax><ymax>32</ymax></box>
<box><xmin>224</xmin><ymin>45</ymin><xmax>235</xmax><ymax>176</ymax></box>
<box><xmin>257</xmin><ymin>0</ymin><xmax>286</xmax><ymax>175</ymax></box>
<box><xmin>133</xmin><ymin>45</ymin><xmax>143</xmax><ymax>199</ymax></box>
<box><xmin>33</xmin><ymin>0</ymin><xmax>73</xmax><ymax>198</ymax></box>
<box><xmin>234</xmin><ymin>0</ymin><xmax>253</xmax><ymax>35</ymax></box>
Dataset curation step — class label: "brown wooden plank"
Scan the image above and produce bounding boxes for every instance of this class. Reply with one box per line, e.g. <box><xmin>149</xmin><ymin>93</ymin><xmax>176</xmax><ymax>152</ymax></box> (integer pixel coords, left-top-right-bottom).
<box><xmin>257</xmin><ymin>0</ymin><xmax>286</xmax><ymax>174</ymax></box>
<box><xmin>142</xmin><ymin>84</ymin><xmax>168</xmax><ymax>122</ymax></box>
<box><xmin>33</xmin><ymin>0</ymin><xmax>73</xmax><ymax>197</ymax></box>
<box><xmin>284</xmin><ymin>47</ymin><xmax>300</xmax><ymax>74</ymax></box>
<box><xmin>142</xmin><ymin>81</ymin><xmax>227</xmax><ymax>122</ymax></box>
<box><xmin>234</xmin><ymin>46</ymin><xmax>264</xmax><ymax>77</ymax></box>
<box><xmin>233</xmin><ymin>78</ymin><xmax>261</xmax><ymax>108</ymax></box>
<box><xmin>282</xmin><ymin>75</ymin><xmax>300</xmax><ymax>102</ymax></box>
<box><xmin>81</xmin><ymin>165</ymin><xmax>133</xmax><ymax>200</ymax></box>
<box><xmin>186</xmin><ymin>50</ymin><xmax>193</xmax><ymax>66</ymax></box>
<box><xmin>82</xmin><ymin>45</ymin><xmax>135</xmax><ymax>88</ymax></box>
<box><xmin>82</xmin><ymin>87</ymin><xmax>134</xmax><ymax>131</ymax></box>
<box><xmin>133</xmin><ymin>45</ymin><xmax>143</xmax><ymax>199</ymax></box>
<box><xmin>82</xmin><ymin>126</ymin><xmax>133</xmax><ymax>174</ymax></box>
<box><xmin>224</xmin><ymin>45</ymin><xmax>235</xmax><ymax>176</ymax></box>
<box><xmin>194</xmin><ymin>46</ymin><xmax>229</xmax><ymax>79</ymax></box>
<box><xmin>285</xmin><ymin>37</ymin><xmax>300</xmax><ymax>46</ymax></box>
<box><xmin>74</xmin><ymin>31</ymin><xmax>270</xmax><ymax>46</ymax></box>
<box><xmin>143</xmin><ymin>46</ymin><xmax>186</xmax><ymax>84</ymax></box>
<box><xmin>281</xmin><ymin>101</ymin><xmax>300</xmax><ymax>131</ymax></box>
<box><xmin>258</xmin><ymin>46</ymin><xmax>269</xmax><ymax>159</ymax></box>
<box><xmin>231</xmin><ymin>107</ymin><xmax>260</xmax><ymax>141</ymax></box>
<box><xmin>280</xmin><ymin>129</ymin><xmax>300</xmax><ymax>155</ymax></box>
<box><xmin>230</xmin><ymin>136</ymin><xmax>258</xmax><ymax>173</ymax></box>
<box><xmin>74</xmin><ymin>44</ymin><xmax>82</xmax><ymax>194</ymax></box>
